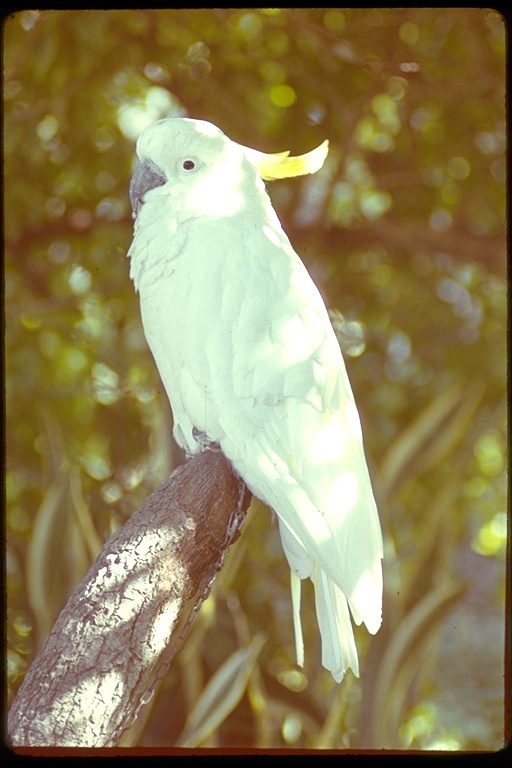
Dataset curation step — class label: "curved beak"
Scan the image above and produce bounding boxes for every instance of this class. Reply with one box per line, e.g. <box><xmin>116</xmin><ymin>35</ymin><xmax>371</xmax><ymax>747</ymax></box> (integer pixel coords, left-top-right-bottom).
<box><xmin>130</xmin><ymin>160</ymin><xmax>167</xmax><ymax>215</ymax></box>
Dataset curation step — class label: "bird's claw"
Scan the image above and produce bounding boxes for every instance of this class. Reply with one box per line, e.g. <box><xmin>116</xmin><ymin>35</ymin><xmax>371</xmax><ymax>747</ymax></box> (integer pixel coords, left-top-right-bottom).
<box><xmin>192</xmin><ymin>426</ymin><xmax>221</xmax><ymax>452</ymax></box>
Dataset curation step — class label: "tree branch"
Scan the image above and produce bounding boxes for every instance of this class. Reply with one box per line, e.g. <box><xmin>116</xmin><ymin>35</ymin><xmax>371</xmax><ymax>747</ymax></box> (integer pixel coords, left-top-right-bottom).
<box><xmin>8</xmin><ymin>450</ymin><xmax>251</xmax><ymax>748</ymax></box>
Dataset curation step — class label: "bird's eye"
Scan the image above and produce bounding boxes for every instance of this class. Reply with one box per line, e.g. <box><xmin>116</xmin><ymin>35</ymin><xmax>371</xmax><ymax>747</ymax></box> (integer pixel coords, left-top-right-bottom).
<box><xmin>182</xmin><ymin>159</ymin><xmax>196</xmax><ymax>171</ymax></box>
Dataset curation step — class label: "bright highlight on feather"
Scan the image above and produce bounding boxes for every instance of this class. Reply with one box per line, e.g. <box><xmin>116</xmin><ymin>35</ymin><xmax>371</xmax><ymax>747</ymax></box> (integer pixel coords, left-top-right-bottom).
<box><xmin>310</xmin><ymin>419</ymin><xmax>347</xmax><ymax>463</ymax></box>
<box><xmin>127</xmin><ymin>117</ymin><xmax>383</xmax><ymax>684</ymax></box>
<box><xmin>327</xmin><ymin>471</ymin><xmax>359</xmax><ymax>519</ymax></box>
<box><xmin>245</xmin><ymin>139</ymin><xmax>329</xmax><ymax>180</ymax></box>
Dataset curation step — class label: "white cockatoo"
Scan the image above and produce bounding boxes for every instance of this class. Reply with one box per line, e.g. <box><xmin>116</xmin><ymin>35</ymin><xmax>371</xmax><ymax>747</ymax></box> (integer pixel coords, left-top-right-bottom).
<box><xmin>128</xmin><ymin>117</ymin><xmax>383</xmax><ymax>682</ymax></box>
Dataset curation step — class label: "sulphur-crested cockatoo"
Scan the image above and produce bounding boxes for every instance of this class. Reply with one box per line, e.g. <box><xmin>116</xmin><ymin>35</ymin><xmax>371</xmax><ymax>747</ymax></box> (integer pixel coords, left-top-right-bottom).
<box><xmin>128</xmin><ymin>117</ymin><xmax>383</xmax><ymax>682</ymax></box>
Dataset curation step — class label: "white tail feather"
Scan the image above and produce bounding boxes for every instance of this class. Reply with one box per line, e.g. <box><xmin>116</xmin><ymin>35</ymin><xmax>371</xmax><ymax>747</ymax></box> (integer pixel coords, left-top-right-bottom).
<box><xmin>279</xmin><ymin>519</ymin><xmax>361</xmax><ymax>681</ymax></box>
<box><xmin>290</xmin><ymin>571</ymin><xmax>305</xmax><ymax>669</ymax></box>
<box><xmin>312</xmin><ymin>566</ymin><xmax>360</xmax><ymax>681</ymax></box>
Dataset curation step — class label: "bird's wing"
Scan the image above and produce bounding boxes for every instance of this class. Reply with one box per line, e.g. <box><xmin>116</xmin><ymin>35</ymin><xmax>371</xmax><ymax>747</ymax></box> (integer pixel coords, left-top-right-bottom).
<box><xmin>215</xmin><ymin>215</ymin><xmax>383</xmax><ymax>634</ymax></box>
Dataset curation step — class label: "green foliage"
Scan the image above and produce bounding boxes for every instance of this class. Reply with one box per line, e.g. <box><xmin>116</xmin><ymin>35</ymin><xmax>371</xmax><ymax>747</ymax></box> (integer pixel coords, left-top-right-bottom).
<box><xmin>4</xmin><ymin>9</ymin><xmax>506</xmax><ymax>750</ymax></box>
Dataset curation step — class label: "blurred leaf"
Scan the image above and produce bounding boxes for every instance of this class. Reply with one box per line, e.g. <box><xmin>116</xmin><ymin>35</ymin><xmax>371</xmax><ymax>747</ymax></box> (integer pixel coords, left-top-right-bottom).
<box><xmin>412</xmin><ymin>380</ymin><xmax>485</xmax><ymax>480</ymax></box>
<box><xmin>471</xmin><ymin>512</ymin><xmax>507</xmax><ymax>557</ymax></box>
<box><xmin>371</xmin><ymin>579</ymin><xmax>466</xmax><ymax>748</ymax></box>
<box><xmin>26</xmin><ymin>407</ymin><xmax>100</xmax><ymax>643</ymax></box>
<box><xmin>176</xmin><ymin>633</ymin><xmax>266</xmax><ymax>747</ymax></box>
<box><xmin>399</xmin><ymin>479</ymin><xmax>461</xmax><ymax>610</ymax></box>
<box><xmin>69</xmin><ymin>466</ymin><xmax>103</xmax><ymax>560</ymax></box>
<box><xmin>26</xmin><ymin>465</ymin><xmax>70</xmax><ymax>645</ymax></box>
<box><xmin>378</xmin><ymin>380</ymin><xmax>483</xmax><ymax>499</ymax></box>
<box><xmin>26</xmin><ymin>463</ymin><xmax>96</xmax><ymax>647</ymax></box>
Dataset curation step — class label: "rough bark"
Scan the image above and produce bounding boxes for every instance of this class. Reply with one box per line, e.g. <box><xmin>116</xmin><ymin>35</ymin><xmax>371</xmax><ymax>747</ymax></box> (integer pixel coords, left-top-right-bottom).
<box><xmin>8</xmin><ymin>450</ymin><xmax>251</xmax><ymax>748</ymax></box>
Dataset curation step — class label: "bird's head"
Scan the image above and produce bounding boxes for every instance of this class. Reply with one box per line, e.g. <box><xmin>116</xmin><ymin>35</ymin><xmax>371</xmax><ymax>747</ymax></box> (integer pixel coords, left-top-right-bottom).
<box><xmin>130</xmin><ymin>118</ymin><xmax>329</xmax><ymax>219</ymax></box>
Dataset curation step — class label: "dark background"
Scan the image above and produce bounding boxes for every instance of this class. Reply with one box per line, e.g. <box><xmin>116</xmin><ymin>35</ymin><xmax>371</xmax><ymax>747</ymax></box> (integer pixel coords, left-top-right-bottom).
<box><xmin>4</xmin><ymin>9</ymin><xmax>506</xmax><ymax>749</ymax></box>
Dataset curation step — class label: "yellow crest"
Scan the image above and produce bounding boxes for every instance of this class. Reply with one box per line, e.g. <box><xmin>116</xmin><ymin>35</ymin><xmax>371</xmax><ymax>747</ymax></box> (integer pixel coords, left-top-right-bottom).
<box><xmin>245</xmin><ymin>140</ymin><xmax>329</xmax><ymax>180</ymax></box>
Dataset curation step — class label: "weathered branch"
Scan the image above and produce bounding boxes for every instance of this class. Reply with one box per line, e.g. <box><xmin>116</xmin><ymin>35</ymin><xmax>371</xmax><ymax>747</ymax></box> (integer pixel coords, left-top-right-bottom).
<box><xmin>8</xmin><ymin>450</ymin><xmax>251</xmax><ymax>748</ymax></box>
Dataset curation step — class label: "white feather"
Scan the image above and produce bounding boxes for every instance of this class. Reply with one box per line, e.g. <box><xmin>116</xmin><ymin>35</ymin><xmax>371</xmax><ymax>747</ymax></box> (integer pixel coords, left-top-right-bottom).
<box><xmin>128</xmin><ymin>118</ymin><xmax>383</xmax><ymax>681</ymax></box>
